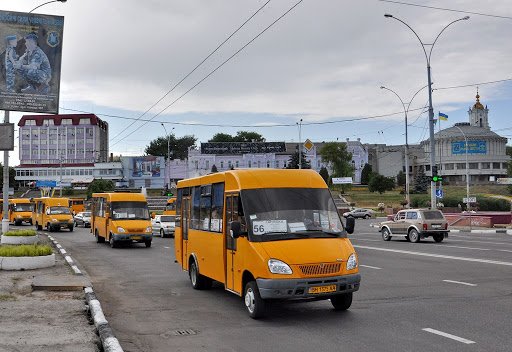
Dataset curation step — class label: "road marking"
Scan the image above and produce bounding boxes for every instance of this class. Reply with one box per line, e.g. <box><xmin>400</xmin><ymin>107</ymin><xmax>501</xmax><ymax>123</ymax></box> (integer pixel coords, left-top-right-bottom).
<box><xmin>353</xmin><ymin>245</ymin><xmax>512</xmax><ymax>267</ymax></box>
<box><xmin>164</xmin><ymin>246</ymin><xmax>171</xmax><ymax>249</ymax></box>
<box><xmin>443</xmin><ymin>245</ymin><xmax>490</xmax><ymax>251</ymax></box>
<box><xmin>422</xmin><ymin>328</ymin><xmax>475</xmax><ymax>344</ymax></box>
<box><xmin>443</xmin><ymin>280</ymin><xmax>477</xmax><ymax>287</ymax></box>
<box><xmin>360</xmin><ymin>264</ymin><xmax>382</xmax><ymax>270</ymax></box>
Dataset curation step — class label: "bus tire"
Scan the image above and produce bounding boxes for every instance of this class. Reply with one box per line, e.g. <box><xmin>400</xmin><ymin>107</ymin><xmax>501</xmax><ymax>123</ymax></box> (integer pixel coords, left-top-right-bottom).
<box><xmin>109</xmin><ymin>234</ymin><xmax>117</xmax><ymax>248</ymax></box>
<box><xmin>29</xmin><ymin>219</ymin><xmax>33</xmax><ymax>225</ymax></box>
<box><xmin>68</xmin><ymin>225</ymin><xmax>74</xmax><ymax>232</ymax></box>
<box><xmin>15</xmin><ymin>220</ymin><xmax>21</xmax><ymax>226</ymax></box>
<box><xmin>244</xmin><ymin>281</ymin><xmax>266</xmax><ymax>319</ymax></box>
<box><xmin>47</xmin><ymin>223</ymin><xmax>53</xmax><ymax>232</ymax></box>
<box><xmin>331</xmin><ymin>292</ymin><xmax>353</xmax><ymax>311</ymax></box>
<box><xmin>95</xmin><ymin>230</ymin><xmax>105</xmax><ymax>243</ymax></box>
<box><xmin>189</xmin><ymin>260</ymin><xmax>211</xmax><ymax>290</ymax></box>
<box><xmin>145</xmin><ymin>240</ymin><xmax>152</xmax><ymax>248</ymax></box>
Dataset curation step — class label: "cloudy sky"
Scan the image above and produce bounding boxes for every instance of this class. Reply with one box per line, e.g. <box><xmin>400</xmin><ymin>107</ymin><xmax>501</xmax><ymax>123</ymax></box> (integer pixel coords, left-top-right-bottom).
<box><xmin>3</xmin><ymin>0</ymin><xmax>512</xmax><ymax>165</ymax></box>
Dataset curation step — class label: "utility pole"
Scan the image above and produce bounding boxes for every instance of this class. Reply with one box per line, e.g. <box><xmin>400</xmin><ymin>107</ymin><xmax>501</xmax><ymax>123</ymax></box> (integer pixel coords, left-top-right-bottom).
<box><xmin>2</xmin><ymin>111</ymin><xmax>10</xmax><ymax>234</ymax></box>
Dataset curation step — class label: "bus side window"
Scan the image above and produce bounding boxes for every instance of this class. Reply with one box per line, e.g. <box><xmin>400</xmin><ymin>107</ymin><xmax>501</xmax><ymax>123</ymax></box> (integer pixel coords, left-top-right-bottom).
<box><xmin>233</xmin><ymin>196</ymin><xmax>246</xmax><ymax>233</ymax></box>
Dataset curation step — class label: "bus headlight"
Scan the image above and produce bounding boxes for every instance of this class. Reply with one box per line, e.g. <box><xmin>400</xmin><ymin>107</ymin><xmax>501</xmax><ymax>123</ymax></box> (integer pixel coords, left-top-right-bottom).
<box><xmin>268</xmin><ymin>259</ymin><xmax>292</xmax><ymax>275</ymax></box>
<box><xmin>52</xmin><ymin>219</ymin><xmax>58</xmax><ymax>222</ymax></box>
<box><xmin>117</xmin><ymin>227</ymin><xmax>126</xmax><ymax>233</ymax></box>
<box><xmin>145</xmin><ymin>226</ymin><xmax>152</xmax><ymax>233</ymax></box>
<box><xmin>347</xmin><ymin>253</ymin><xmax>358</xmax><ymax>270</ymax></box>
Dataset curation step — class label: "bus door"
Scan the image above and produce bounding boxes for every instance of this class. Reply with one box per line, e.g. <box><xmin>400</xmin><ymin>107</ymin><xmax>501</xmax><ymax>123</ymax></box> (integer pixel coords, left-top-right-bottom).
<box><xmin>181</xmin><ymin>196</ymin><xmax>190</xmax><ymax>267</ymax></box>
<box><xmin>225</xmin><ymin>193</ymin><xmax>241</xmax><ymax>292</ymax></box>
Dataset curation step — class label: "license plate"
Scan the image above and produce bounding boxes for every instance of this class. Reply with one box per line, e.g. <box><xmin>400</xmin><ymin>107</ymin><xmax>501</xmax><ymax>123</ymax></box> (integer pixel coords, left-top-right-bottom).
<box><xmin>431</xmin><ymin>224</ymin><xmax>442</xmax><ymax>229</ymax></box>
<box><xmin>131</xmin><ymin>236</ymin><xmax>142</xmax><ymax>240</ymax></box>
<box><xmin>308</xmin><ymin>284</ymin><xmax>337</xmax><ymax>294</ymax></box>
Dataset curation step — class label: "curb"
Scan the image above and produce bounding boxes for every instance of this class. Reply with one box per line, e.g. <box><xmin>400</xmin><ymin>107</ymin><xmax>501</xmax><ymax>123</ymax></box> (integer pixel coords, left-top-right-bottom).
<box><xmin>45</xmin><ymin>234</ymin><xmax>123</xmax><ymax>352</ymax></box>
<box><xmin>85</xmin><ymin>287</ymin><xmax>123</xmax><ymax>352</ymax></box>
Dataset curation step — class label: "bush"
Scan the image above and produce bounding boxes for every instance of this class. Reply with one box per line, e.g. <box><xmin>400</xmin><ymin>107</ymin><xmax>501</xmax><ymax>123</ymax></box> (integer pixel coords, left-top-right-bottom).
<box><xmin>3</xmin><ymin>229</ymin><xmax>37</xmax><ymax>237</ymax></box>
<box><xmin>0</xmin><ymin>244</ymin><xmax>52</xmax><ymax>257</ymax></box>
<box><xmin>476</xmin><ymin>198</ymin><xmax>511</xmax><ymax>211</ymax></box>
<box><xmin>63</xmin><ymin>187</ymin><xmax>74</xmax><ymax>196</ymax></box>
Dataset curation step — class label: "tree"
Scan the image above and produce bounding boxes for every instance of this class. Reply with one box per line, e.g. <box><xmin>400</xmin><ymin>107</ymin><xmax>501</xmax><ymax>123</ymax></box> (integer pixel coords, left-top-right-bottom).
<box><xmin>286</xmin><ymin>151</ymin><xmax>310</xmax><ymax>169</ymax></box>
<box><xmin>368</xmin><ymin>173</ymin><xmax>395</xmax><ymax>194</ymax></box>
<box><xmin>319</xmin><ymin>166</ymin><xmax>329</xmax><ymax>184</ymax></box>
<box><xmin>209</xmin><ymin>131</ymin><xmax>265</xmax><ymax>143</ymax></box>
<box><xmin>87</xmin><ymin>179</ymin><xmax>114</xmax><ymax>199</ymax></box>
<box><xmin>211</xmin><ymin>164</ymin><xmax>218</xmax><ymax>173</ymax></box>
<box><xmin>360</xmin><ymin>163</ymin><xmax>373</xmax><ymax>185</ymax></box>
<box><xmin>145</xmin><ymin>134</ymin><xmax>197</xmax><ymax>160</ymax></box>
<box><xmin>414</xmin><ymin>168</ymin><xmax>429</xmax><ymax>194</ymax></box>
<box><xmin>396</xmin><ymin>171</ymin><xmax>406</xmax><ymax>187</ymax></box>
<box><xmin>319</xmin><ymin>143</ymin><xmax>353</xmax><ymax>178</ymax></box>
<box><xmin>0</xmin><ymin>164</ymin><xmax>16</xmax><ymax>190</ymax></box>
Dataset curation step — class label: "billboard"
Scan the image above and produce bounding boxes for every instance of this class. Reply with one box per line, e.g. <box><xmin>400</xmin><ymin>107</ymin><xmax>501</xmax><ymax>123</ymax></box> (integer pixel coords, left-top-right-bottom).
<box><xmin>201</xmin><ymin>142</ymin><xmax>286</xmax><ymax>155</ymax></box>
<box><xmin>0</xmin><ymin>10</ymin><xmax>64</xmax><ymax>113</ymax></box>
<box><xmin>132</xmin><ymin>156</ymin><xmax>162</xmax><ymax>178</ymax></box>
<box><xmin>452</xmin><ymin>141</ymin><xmax>487</xmax><ymax>154</ymax></box>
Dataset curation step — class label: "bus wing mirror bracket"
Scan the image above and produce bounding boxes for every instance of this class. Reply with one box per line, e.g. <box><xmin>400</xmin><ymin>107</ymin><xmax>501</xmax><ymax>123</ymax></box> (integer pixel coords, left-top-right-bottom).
<box><xmin>345</xmin><ymin>217</ymin><xmax>355</xmax><ymax>234</ymax></box>
<box><xmin>230</xmin><ymin>221</ymin><xmax>241</xmax><ymax>239</ymax></box>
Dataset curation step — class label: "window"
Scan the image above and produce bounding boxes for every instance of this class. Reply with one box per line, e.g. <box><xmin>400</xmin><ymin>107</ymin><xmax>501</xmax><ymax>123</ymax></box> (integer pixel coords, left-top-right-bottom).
<box><xmin>220</xmin><ymin>161</ymin><xmax>224</xmax><ymax>169</ymax></box>
<box><xmin>456</xmin><ymin>163</ymin><xmax>466</xmax><ymax>170</ymax></box>
<box><xmin>191</xmin><ymin>186</ymin><xmax>201</xmax><ymax>230</ymax></box>
<box><xmin>481</xmin><ymin>162</ymin><xmax>490</xmax><ymax>169</ymax></box>
<box><xmin>235</xmin><ymin>161</ymin><xmax>239</xmax><ymax>168</ymax></box>
<box><xmin>425</xmin><ymin>165</ymin><xmax>431</xmax><ymax>171</ymax></box>
<box><xmin>205</xmin><ymin>160</ymin><xmax>209</xmax><ymax>170</ymax></box>
<box><xmin>444</xmin><ymin>163</ymin><xmax>454</xmax><ymax>170</ymax></box>
<box><xmin>79</xmin><ymin>118</ymin><xmax>90</xmax><ymax>124</ymax></box>
<box><xmin>503</xmin><ymin>162</ymin><xmax>509</xmax><ymax>170</ymax></box>
<box><xmin>493</xmin><ymin>162</ymin><xmax>501</xmax><ymax>169</ymax></box>
<box><xmin>266</xmin><ymin>161</ymin><xmax>270</xmax><ymax>168</ymax></box>
<box><xmin>275</xmin><ymin>160</ymin><xmax>279</xmax><ymax>168</ymax></box>
<box><xmin>248</xmin><ymin>161</ymin><xmax>252</xmax><ymax>168</ymax></box>
<box><xmin>469</xmin><ymin>163</ymin><xmax>479</xmax><ymax>169</ymax></box>
<box><xmin>61</xmin><ymin>119</ymin><xmax>72</xmax><ymax>125</ymax></box>
<box><xmin>211</xmin><ymin>183</ymin><xmax>224</xmax><ymax>232</ymax></box>
<box><xmin>406</xmin><ymin>211</ymin><xmax>418</xmax><ymax>219</ymax></box>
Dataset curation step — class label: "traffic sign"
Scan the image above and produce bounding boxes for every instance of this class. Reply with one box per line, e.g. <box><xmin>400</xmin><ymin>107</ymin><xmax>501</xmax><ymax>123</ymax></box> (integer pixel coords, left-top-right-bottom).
<box><xmin>435</xmin><ymin>189</ymin><xmax>443</xmax><ymax>198</ymax></box>
<box><xmin>303</xmin><ymin>139</ymin><xmax>314</xmax><ymax>152</ymax></box>
<box><xmin>36</xmin><ymin>180</ymin><xmax>57</xmax><ymax>187</ymax></box>
<box><xmin>332</xmin><ymin>177</ymin><xmax>353</xmax><ymax>184</ymax></box>
<box><xmin>463</xmin><ymin>197</ymin><xmax>477</xmax><ymax>203</ymax></box>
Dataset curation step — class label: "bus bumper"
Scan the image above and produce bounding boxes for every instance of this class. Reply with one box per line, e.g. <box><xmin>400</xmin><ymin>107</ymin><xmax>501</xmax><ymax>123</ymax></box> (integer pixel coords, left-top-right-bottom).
<box><xmin>256</xmin><ymin>273</ymin><xmax>361</xmax><ymax>300</ymax></box>
<box><xmin>112</xmin><ymin>234</ymin><xmax>152</xmax><ymax>242</ymax></box>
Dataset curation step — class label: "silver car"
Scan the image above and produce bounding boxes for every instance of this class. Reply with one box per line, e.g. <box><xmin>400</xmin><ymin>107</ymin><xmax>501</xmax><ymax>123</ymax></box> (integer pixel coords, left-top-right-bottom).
<box><xmin>151</xmin><ymin>215</ymin><xmax>176</xmax><ymax>238</ymax></box>
<box><xmin>343</xmin><ymin>208</ymin><xmax>374</xmax><ymax>219</ymax></box>
<box><xmin>74</xmin><ymin>211</ymin><xmax>91</xmax><ymax>228</ymax></box>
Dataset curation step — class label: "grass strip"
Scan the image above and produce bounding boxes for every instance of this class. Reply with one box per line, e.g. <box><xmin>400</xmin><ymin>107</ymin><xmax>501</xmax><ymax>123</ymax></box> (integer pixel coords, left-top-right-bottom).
<box><xmin>3</xmin><ymin>229</ymin><xmax>37</xmax><ymax>237</ymax></box>
<box><xmin>0</xmin><ymin>244</ymin><xmax>52</xmax><ymax>257</ymax></box>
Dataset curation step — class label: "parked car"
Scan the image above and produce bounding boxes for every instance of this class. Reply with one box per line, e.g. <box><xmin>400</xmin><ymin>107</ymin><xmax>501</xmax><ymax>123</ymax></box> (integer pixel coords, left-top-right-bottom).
<box><xmin>379</xmin><ymin>208</ymin><xmax>449</xmax><ymax>243</ymax></box>
<box><xmin>74</xmin><ymin>211</ymin><xmax>91</xmax><ymax>228</ymax></box>
<box><xmin>151</xmin><ymin>214</ymin><xmax>176</xmax><ymax>238</ymax></box>
<box><xmin>343</xmin><ymin>208</ymin><xmax>374</xmax><ymax>219</ymax></box>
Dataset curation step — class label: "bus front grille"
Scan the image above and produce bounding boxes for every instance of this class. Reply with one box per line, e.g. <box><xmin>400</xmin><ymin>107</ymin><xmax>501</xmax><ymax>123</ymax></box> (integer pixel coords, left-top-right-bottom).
<box><xmin>299</xmin><ymin>263</ymin><xmax>341</xmax><ymax>276</ymax></box>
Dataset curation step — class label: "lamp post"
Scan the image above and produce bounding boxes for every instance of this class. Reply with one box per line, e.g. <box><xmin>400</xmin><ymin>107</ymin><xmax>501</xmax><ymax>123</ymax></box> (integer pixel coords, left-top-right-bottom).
<box><xmin>385</xmin><ymin>13</ymin><xmax>469</xmax><ymax>209</ymax></box>
<box><xmin>297</xmin><ymin>119</ymin><xmax>303</xmax><ymax>169</ymax></box>
<box><xmin>29</xmin><ymin>0</ymin><xmax>67</xmax><ymax>13</ymax></box>
<box><xmin>454</xmin><ymin>125</ymin><xmax>470</xmax><ymax>210</ymax></box>
<box><xmin>161</xmin><ymin>124</ymin><xmax>174</xmax><ymax>189</ymax></box>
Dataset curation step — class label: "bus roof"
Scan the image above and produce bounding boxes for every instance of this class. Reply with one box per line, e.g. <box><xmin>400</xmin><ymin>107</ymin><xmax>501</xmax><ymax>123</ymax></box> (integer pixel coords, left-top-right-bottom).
<box><xmin>177</xmin><ymin>169</ymin><xmax>327</xmax><ymax>192</ymax></box>
<box><xmin>8</xmin><ymin>198</ymin><xmax>32</xmax><ymax>203</ymax></box>
<box><xmin>92</xmin><ymin>192</ymin><xmax>147</xmax><ymax>202</ymax></box>
<box><xmin>32</xmin><ymin>197</ymin><xmax>70</xmax><ymax>206</ymax></box>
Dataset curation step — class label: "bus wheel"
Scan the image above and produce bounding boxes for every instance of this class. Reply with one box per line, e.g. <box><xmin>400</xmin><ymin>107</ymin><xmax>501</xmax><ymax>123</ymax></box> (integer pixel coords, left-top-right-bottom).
<box><xmin>47</xmin><ymin>223</ymin><xmax>53</xmax><ymax>232</ymax></box>
<box><xmin>145</xmin><ymin>240</ymin><xmax>152</xmax><ymax>248</ymax></box>
<box><xmin>189</xmin><ymin>261</ymin><xmax>211</xmax><ymax>290</ymax></box>
<box><xmin>68</xmin><ymin>225</ymin><xmax>74</xmax><ymax>232</ymax></box>
<box><xmin>244</xmin><ymin>281</ymin><xmax>266</xmax><ymax>319</ymax></box>
<box><xmin>109</xmin><ymin>234</ymin><xmax>117</xmax><ymax>248</ymax></box>
<box><xmin>95</xmin><ymin>230</ymin><xmax>105</xmax><ymax>243</ymax></box>
<box><xmin>29</xmin><ymin>219</ymin><xmax>33</xmax><ymax>225</ymax></box>
<box><xmin>15</xmin><ymin>220</ymin><xmax>21</xmax><ymax>226</ymax></box>
<box><xmin>331</xmin><ymin>292</ymin><xmax>353</xmax><ymax>311</ymax></box>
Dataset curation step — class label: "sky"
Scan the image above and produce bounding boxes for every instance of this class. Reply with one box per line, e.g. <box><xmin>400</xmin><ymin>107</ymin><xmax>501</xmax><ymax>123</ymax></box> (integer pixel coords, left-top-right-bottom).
<box><xmin>2</xmin><ymin>0</ymin><xmax>512</xmax><ymax>166</ymax></box>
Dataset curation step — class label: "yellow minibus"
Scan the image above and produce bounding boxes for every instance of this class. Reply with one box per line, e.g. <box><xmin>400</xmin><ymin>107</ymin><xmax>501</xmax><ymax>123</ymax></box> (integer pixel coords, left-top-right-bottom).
<box><xmin>91</xmin><ymin>192</ymin><xmax>152</xmax><ymax>248</ymax></box>
<box><xmin>162</xmin><ymin>197</ymin><xmax>177</xmax><ymax>215</ymax></box>
<box><xmin>69</xmin><ymin>197</ymin><xmax>86</xmax><ymax>214</ymax></box>
<box><xmin>32</xmin><ymin>197</ymin><xmax>74</xmax><ymax>232</ymax></box>
<box><xmin>175</xmin><ymin>169</ymin><xmax>359</xmax><ymax>318</ymax></box>
<box><xmin>9</xmin><ymin>198</ymin><xmax>34</xmax><ymax>226</ymax></box>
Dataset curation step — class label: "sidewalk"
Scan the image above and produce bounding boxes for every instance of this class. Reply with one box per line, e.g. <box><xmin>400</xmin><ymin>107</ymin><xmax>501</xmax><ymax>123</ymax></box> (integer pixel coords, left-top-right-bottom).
<box><xmin>0</xmin><ymin>234</ymin><xmax>99</xmax><ymax>352</ymax></box>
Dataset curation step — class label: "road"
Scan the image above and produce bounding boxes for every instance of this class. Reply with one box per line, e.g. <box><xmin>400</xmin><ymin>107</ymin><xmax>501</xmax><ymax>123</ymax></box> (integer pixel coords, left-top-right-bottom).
<box><xmin>29</xmin><ymin>219</ymin><xmax>512</xmax><ymax>352</ymax></box>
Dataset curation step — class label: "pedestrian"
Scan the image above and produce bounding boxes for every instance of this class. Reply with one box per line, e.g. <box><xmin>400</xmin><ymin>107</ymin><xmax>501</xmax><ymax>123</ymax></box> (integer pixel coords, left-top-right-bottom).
<box><xmin>4</xmin><ymin>35</ymin><xmax>18</xmax><ymax>92</ymax></box>
<box><xmin>14</xmin><ymin>32</ymin><xmax>52</xmax><ymax>94</ymax></box>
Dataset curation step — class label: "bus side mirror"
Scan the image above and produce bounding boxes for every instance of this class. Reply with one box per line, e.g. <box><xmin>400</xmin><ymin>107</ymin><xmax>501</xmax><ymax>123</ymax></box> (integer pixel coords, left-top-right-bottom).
<box><xmin>345</xmin><ymin>217</ymin><xmax>355</xmax><ymax>234</ymax></box>
<box><xmin>45</xmin><ymin>209</ymin><xmax>50</xmax><ymax>215</ymax></box>
<box><xmin>230</xmin><ymin>221</ymin><xmax>241</xmax><ymax>239</ymax></box>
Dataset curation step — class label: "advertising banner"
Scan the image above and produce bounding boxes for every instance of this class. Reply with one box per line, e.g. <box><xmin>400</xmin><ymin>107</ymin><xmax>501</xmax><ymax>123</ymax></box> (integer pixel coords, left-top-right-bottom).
<box><xmin>201</xmin><ymin>142</ymin><xmax>286</xmax><ymax>155</ymax></box>
<box><xmin>132</xmin><ymin>156</ymin><xmax>161</xmax><ymax>178</ymax></box>
<box><xmin>451</xmin><ymin>140</ymin><xmax>487</xmax><ymax>154</ymax></box>
<box><xmin>0</xmin><ymin>10</ymin><xmax>64</xmax><ymax>113</ymax></box>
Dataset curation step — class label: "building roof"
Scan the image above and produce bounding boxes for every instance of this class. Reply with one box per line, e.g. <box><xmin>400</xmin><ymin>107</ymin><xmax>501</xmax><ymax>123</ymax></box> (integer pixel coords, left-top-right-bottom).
<box><xmin>18</xmin><ymin>114</ymin><xmax>108</xmax><ymax>129</ymax></box>
<box><xmin>432</xmin><ymin>123</ymin><xmax>506</xmax><ymax>140</ymax></box>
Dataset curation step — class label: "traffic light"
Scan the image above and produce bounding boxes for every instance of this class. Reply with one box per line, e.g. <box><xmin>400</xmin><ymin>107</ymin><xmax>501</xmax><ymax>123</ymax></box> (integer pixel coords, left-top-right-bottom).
<box><xmin>167</xmin><ymin>192</ymin><xmax>174</xmax><ymax>197</ymax></box>
<box><xmin>431</xmin><ymin>166</ymin><xmax>442</xmax><ymax>182</ymax></box>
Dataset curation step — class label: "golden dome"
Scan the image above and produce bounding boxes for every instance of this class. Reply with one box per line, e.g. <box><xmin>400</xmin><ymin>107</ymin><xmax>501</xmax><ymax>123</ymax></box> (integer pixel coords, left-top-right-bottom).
<box><xmin>473</xmin><ymin>93</ymin><xmax>484</xmax><ymax>109</ymax></box>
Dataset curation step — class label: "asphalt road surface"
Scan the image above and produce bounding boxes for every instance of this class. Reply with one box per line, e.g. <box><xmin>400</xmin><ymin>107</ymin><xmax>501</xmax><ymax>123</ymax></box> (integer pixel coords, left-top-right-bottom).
<box><xmin>32</xmin><ymin>219</ymin><xmax>512</xmax><ymax>352</ymax></box>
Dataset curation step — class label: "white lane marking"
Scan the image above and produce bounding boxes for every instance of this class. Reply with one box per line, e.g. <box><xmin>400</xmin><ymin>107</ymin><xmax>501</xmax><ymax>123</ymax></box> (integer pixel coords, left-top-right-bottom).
<box><xmin>443</xmin><ymin>280</ymin><xmax>477</xmax><ymax>287</ymax></box>
<box><xmin>360</xmin><ymin>264</ymin><xmax>382</xmax><ymax>270</ymax></box>
<box><xmin>353</xmin><ymin>245</ymin><xmax>512</xmax><ymax>267</ymax></box>
<box><xmin>443</xmin><ymin>245</ymin><xmax>490</xmax><ymax>251</ymax></box>
<box><xmin>164</xmin><ymin>246</ymin><xmax>170</xmax><ymax>249</ymax></box>
<box><xmin>422</xmin><ymin>328</ymin><xmax>475</xmax><ymax>344</ymax></box>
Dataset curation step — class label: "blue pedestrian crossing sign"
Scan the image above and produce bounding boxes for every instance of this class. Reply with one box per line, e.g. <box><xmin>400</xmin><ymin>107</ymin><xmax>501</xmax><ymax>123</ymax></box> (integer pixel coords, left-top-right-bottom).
<box><xmin>436</xmin><ymin>189</ymin><xmax>443</xmax><ymax>198</ymax></box>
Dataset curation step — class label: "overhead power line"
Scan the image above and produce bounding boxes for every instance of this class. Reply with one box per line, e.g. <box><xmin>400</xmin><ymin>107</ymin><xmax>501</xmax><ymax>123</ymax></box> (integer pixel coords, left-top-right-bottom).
<box><xmin>109</xmin><ymin>0</ymin><xmax>272</xmax><ymax>144</ymax></box>
<box><xmin>378</xmin><ymin>0</ymin><xmax>512</xmax><ymax>20</ymax></box>
<box><xmin>433</xmin><ymin>78</ymin><xmax>512</xmax><ymax>90</ymax></box>
<box><xmin>110</xmin><ymin>0</ymin><xmax>305</xmax><ymax>147</ymax></box>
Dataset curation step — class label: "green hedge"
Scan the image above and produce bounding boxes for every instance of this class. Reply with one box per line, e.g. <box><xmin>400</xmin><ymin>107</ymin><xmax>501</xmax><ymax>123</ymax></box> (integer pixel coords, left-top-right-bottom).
<box><xmin>3</xmin><ymin>229</ymin><xmax>37</xmax><ymax>237</ymax></box>
<box><xmin>0</xmin><ymin>244</ymin><xmax>52</xmax><ymax>257</ymax></box>
<box><xmin>410</xmin><ymin>196</ymin><xmax>511</xmax><ymax>211</ymax></box>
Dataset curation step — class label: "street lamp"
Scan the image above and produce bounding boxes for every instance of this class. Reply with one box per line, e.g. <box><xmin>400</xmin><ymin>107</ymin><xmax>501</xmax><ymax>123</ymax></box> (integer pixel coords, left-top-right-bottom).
<box><xmin>161</xmin><ymin>124</ymin><xmax>174</xmax><ymax>189</ymax></box>
<box><xmin>297</xmin><ymin>119</ymin><xmax>303</xmax><ymax>169</ymax></box>
<box><xmin>385</xmin><ymin>13</ymin><xmax>469</xmax><ymax>209</ymax></box>
<box><xmin>29</xmin><ymin>0</ymin><xmax>67</xmax><ymax>13</ymax></box>
<box><xmin>380</xmin><ymin>84</ymin><xmax>428</xmax><ymax>208</ymax></box>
